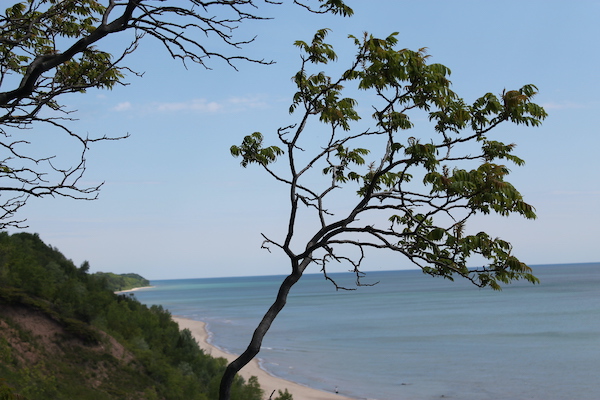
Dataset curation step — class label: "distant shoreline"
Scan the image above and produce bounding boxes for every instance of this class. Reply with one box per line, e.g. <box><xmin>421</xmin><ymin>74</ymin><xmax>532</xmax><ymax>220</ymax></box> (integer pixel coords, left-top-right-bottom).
<box><xmin>172</xmin><ymin>316</ymin><xmax>359</xmax><ymax>400</ymax></box>
<box><xmin>114</xmin><ymin>286</ymin><xmax>155</xmax><ymax>294</ymax></box>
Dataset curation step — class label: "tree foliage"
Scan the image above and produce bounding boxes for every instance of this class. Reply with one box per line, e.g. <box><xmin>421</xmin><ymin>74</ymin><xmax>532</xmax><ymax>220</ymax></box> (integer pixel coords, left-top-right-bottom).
<box><xmin>92</xmin><ymin>271</ymin><xmax>150</xmax><ymax>292</ymax></box>
<box><xmin>0</xmin><ymin>0</ymin><xmax>352</xmax><ymax>229</ymax></box>
<box><xmin>224</xmin><ymin>29</ymin><xmax>547</xmax><ymax>399</ymax></box>
<box><xmin>0</xmin><ymin>231</ymin><xmax>268</xmax><ymax>400</ymax></box>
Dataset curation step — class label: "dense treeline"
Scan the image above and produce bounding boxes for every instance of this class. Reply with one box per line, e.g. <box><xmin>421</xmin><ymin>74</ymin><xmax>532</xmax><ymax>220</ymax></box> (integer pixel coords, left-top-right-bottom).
<box><xmin>0</xmin><ymin>232</ymin><xmax>281</xmax><ymax>400</ymax></box>
<box><xmin>93</xmin><ymin>272</ymin><xmax>151</xmax><ymax>292</ymax></box>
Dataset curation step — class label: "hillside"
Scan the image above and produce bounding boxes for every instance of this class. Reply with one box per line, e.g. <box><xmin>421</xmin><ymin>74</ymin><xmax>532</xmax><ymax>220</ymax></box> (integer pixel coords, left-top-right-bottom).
<box><xmin>93</xmin><ymin>272</ymin><xmax>151</xmax><ymax>292</ymax></box>
<box><xmin>0</xmin><ymin>303</ymin><xmax>144</xmax><ymax>399</ymax></box>
<box><xmin>0</xmin><ymin>232</ymin><xmax>273</xmax><ymax>400</ymax></box>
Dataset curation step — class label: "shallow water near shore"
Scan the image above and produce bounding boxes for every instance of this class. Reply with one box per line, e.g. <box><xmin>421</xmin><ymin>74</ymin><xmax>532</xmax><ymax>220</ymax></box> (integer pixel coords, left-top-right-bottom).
<box><xmin>133</xmin><ymin>263</ymin><xmax>600</xmax><ymax>400</ymax></box>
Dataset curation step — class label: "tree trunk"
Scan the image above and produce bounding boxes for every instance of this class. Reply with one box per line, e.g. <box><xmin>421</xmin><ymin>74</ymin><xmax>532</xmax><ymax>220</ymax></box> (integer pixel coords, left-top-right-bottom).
<box><xmin>218</xmin><ymin>259</ymin><xmax>309</xmax><ymax>400</ymax></box>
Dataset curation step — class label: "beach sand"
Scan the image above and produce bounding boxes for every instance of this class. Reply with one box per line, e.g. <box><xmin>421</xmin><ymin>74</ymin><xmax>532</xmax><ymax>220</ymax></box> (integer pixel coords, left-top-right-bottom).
<box><xmin>172</xmin><ymin>316</ymin><xmax>358</xmax><ymax>400</ymax></box>
<box><xmin>114</xmin><ymin>286</ymin><xmax>155</xmax><ymax>294</ymax></box>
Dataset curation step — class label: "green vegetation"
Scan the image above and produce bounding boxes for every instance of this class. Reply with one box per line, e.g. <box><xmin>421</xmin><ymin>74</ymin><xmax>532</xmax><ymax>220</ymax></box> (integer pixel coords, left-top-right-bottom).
<box><xmin>0</xmin><ymin>0</ymin><xmax>351</xmax><ymax>230</ymax></box>
<box><xmin>0</xmin><ymin>231</ymin><xmax>288</xmax><ymax>400</ymax></box>
<box><xmin>93</xmin><ymin>272</ymin><xmax>151</xmax><ymax>292</ymax></box>
<box><xmin>222</xmin><ymin>29</ymin><xmax>545</xmax><ymax>399</ymax></box>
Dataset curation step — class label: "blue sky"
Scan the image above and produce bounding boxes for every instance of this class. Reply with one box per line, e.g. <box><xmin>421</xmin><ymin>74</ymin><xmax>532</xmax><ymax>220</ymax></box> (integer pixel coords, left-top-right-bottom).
<box><xmin>9</xmin><ymin>0</ymin><xmax>600</xmax><ymax>279</ymax></box>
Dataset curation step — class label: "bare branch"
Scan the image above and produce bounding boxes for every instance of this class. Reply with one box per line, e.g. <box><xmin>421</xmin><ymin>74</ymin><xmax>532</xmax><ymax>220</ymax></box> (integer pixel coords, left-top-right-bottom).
<box><xmin>2</xmin><ymin>0</ymin><xmax>353</xmax><ymax>229</ymax></box>
<box><xmin>225</xmin><ymin>28</ymin><xmax>545</xmax><ymax>399</ymax></box>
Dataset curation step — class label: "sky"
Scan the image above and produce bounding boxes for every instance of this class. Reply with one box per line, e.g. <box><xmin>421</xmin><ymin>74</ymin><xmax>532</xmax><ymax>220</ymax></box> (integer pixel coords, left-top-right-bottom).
<box><xmin>6</xmin><ymin>0</ymin><xmax>600</xmax><ymax>280</ymax></box>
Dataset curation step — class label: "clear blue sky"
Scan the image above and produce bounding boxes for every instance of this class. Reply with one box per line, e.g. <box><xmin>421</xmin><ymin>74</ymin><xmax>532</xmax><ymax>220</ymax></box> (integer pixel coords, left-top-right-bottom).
<box><xmin>10</xmin><ymin>0</ymin><xmax>600</xmax><ymax>279</ymax></box>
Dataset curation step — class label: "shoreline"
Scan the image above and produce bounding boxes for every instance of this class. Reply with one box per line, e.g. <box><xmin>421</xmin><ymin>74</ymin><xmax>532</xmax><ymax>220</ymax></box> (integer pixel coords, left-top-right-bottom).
<box><xmin>114</xmin><ymin>286</ymin><xmax>155</xmax><ymax>294</ymax></box>
<box><xmin>172</xmin><ymin>316</ymin><xmax>359</xmax><ymax>400</ymax></box>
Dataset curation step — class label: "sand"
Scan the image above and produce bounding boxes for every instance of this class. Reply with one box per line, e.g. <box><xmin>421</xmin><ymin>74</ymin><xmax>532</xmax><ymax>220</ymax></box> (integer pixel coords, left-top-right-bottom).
<box><xmin>172</xmin><ymin>316</ymin><xmax>358</xmax><ymax>400</ymax></box>
<box><xmin>114</xmin><ymin>286</ymin><xmax>155</xmax><ymax>294</ymax></box>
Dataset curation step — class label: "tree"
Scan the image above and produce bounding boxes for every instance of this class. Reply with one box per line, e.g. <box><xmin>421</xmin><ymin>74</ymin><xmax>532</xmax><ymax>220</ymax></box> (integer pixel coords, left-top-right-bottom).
<box><xmin>224</xmin><ymin>29</ymin><xmax>547</xmax><ymax>399</ymax></box>
<box><xmin>0</xmin><ymin>0</ymin><xmax>352</xmax><ymax>229</ymax></box>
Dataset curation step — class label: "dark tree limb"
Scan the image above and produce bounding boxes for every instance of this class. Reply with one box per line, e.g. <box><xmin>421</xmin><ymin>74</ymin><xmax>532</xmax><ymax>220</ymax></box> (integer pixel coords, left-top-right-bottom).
<box><xmin>0</xmin><ymin>0</ymin><xmax>352</xmax><ymax>228</ymax></box>
<box><xmin>226</xmin><ymin>29</ymin><xmax>545</xmax><ymax>399</ymax></box>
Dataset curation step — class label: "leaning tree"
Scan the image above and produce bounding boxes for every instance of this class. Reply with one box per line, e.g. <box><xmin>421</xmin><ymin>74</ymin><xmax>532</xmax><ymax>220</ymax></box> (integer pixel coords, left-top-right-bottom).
<box><xmin>224</xmin><ymin>29</ymin><xmax>547</xmax><ymax>399</ymax></box>
<box><xmin>0</xmin><ymin>0</ymin><xmax>352</xmax><ymax>229</ymax></box>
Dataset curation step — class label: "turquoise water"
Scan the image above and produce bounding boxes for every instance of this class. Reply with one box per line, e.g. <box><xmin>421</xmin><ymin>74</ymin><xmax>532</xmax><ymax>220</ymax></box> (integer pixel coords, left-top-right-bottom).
<box><xmin>133</xmin><ymin>263</ymin><xmax>600</xmax><ymax>400</ymax></box>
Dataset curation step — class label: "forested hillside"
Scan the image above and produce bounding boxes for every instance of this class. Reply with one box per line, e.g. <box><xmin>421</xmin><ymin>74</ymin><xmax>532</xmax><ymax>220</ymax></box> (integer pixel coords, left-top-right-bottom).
<box><xmin>93</xmin><ymin>272</ymin><xmax>151</xmax><ymax>292</ymax></box>
<box><xmin>0</xmin><ymin>232</ymin><xmax>271</xmax><ymax>400</ymax></box>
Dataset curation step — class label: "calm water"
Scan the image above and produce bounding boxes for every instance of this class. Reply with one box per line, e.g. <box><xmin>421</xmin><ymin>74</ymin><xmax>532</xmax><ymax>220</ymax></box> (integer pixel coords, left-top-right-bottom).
<box><xmin>133</xmin><ymin>263</ymin><xmax>600</xmax><ymax>400</ymax></box>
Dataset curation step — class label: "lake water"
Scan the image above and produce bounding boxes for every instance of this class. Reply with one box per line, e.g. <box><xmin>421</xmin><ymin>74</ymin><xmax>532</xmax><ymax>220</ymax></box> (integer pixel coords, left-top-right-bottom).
<box><xmin>133</xmin><ymin>263</ymin><xmax>600</xmax><ymax>400</ymax></box>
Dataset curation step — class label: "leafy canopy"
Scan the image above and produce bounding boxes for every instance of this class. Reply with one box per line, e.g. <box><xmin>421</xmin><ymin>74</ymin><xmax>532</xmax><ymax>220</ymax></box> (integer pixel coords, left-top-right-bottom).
<box><xmin>225</xmin><ymin>28</ymin><xmax>546</xmax><ymax>400</ymax></box>
<box><xmin>0</xmin><ymin>231</ymin><xmax>269</xmax><ymax>400</ymax></box>
<box><xmin>0</xmin><ymin>0</ymin><xmax>352</xmax><ymax>230</ymax></box>
<box><xmin>231</xmin><ymin>30</ymin><xmax>547</xmax><ymax>290</ymax></box>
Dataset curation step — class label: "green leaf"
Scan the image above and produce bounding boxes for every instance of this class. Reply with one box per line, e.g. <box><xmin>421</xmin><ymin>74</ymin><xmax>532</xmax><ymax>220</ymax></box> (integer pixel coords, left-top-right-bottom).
<box><xmin>427</xmin><ymin>228</ymin><xmax>445</xmax><ymax>241</ymax></box>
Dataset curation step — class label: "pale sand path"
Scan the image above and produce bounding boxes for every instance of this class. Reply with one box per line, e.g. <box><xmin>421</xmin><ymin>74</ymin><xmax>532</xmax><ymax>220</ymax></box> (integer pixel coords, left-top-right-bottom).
<box><xmin>172</xmin><ymin>316</ymin><xmax>358</xmax><ymax>400</ymax></box>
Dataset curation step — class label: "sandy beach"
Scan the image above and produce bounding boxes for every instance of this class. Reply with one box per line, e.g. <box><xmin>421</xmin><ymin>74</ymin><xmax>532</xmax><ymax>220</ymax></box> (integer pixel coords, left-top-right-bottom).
<box><xmin>172</xmin><ymin>316</ymin><xmax>358</xmax><ymax>400</ymax></box>
<box><xmin>114</xmin><ymin>286</ymin><xmax>155</xmax><ymax>294</ymax></box>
